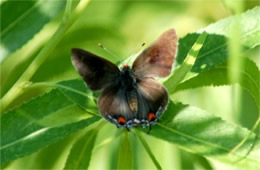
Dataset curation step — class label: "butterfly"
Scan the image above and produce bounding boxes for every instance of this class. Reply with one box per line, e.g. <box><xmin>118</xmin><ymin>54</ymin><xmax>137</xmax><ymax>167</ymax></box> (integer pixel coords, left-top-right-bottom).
<box><xmin>71</xmin><ymin>29</ymin><xmax>178</xmax><ymax>130</ymax></box>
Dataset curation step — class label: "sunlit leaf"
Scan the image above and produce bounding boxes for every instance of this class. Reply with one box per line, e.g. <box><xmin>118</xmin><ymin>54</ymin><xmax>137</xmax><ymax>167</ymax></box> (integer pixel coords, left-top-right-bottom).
<box><xmin>118</xmin><ymin>131</ymin><xmax>133</xmax><ymax>169</ymax></box>
<box><xmin>64</xmin><ymin>129</ymin><xmax>99</xmax><ymax>169</ymax></box>
<box><xmin>175</xmin><ymin>58</ymin><xmax>260</xmax><ymax>108</ymax></box>
<box><xmin>144</xmin><ymin>101</ymin><xmax>260</xmax><ymax>169</ymax></box>
<box><xmin>58</xmin><ymin>79</ymin><xmax>98</xmax><ymax>114</ymax></box>
<box><xmin>164</xmin><ymin>32</ymin><xmax>207</xmax><ymax>94</ymax></box>
<box><xmin>175</xmin><ymin>7</ymin><xmax>260</xmax><ymax>74</ymax></box>
<box><xmin>0</xmin><ymin>89</ymin><xmax>100</xmax><ymax>165</ymax></box>
<box><xmin>0</xmin><ymin>0</ymin><xmax>66</xmax><ymax>63</ymax></box>
<box><xmin>201</xmin><ymin>6</ymin><xmax>260</xmax><ymax>48</ymax></box>
<box><xmin>176</xmin><ymin>33</ymin><xmax>228</xmax><ymax>73</ymax></box>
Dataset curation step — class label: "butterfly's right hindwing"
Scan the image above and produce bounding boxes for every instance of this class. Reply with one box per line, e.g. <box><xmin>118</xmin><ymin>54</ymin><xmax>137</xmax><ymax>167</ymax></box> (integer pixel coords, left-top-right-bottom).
<box><xmin>136</xmin><ymin>78</ymin><xmax>168</xmax><ymax>121</ymax></box>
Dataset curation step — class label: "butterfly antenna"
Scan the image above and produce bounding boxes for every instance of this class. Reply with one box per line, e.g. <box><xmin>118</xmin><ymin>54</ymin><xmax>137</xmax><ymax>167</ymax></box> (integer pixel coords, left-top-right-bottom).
<box><xmin>126</xmin><ymin>42</ymin><xmax>146</xmax><ymax>65</ymax></box>
<box><xmin>98</xmin><ymin>43</ymin><xmax>121</xmax><ymax>63</ymax></box>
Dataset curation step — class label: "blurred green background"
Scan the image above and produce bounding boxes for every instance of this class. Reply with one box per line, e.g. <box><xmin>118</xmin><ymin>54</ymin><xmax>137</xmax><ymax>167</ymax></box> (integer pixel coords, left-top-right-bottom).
<box><xmin>1</xmin><ymin>0</ymin><xmax>259</xmax><ymax>169</ymax></box>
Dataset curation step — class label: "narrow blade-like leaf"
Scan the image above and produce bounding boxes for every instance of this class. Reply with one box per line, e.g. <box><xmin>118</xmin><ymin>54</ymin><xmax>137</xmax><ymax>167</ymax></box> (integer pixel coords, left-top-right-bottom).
<box><xmin>0</xmin><ymin>0</ymin><xmax>66</xmax><ymax>62</ymax></box>
<box><xmin>118</xmin><ymin>132</ymin><xmax>133</xmax><ymax>169</ymax></box>
<box><xmin>164</xmin><ymin>32</ymin><xmax>207</xmax><ymax>93</ymax></box>
<box><xmin>175</xmin><ymin>58</ymin><xmax>259</xmax><ymax>108</ymax></box>
<box><xmin>200</xmin><ymin>6</ymin><xmax>260</xmax><ymax>48</ymax></box>
<box><xmin>143</xmin><ymin>101</ymin><xmax>260</xmax><ymax>169</ymax></box>
<box><xmin>0</xmin><ymin>89</ymin><xmax>100</xmax><ymax>165</ymax></box>
<box><xmin>64</xmin><ymin>129</ymin><xmax>99</xmax><ymax>169</ymax></box>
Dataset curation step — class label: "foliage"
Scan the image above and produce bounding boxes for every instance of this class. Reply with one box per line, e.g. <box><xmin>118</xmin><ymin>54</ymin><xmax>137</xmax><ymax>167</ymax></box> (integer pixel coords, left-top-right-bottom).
<box><xmin>0</xmin><ymin>0</ymin><xmax>259</xmax><ymax>169</ymax></box>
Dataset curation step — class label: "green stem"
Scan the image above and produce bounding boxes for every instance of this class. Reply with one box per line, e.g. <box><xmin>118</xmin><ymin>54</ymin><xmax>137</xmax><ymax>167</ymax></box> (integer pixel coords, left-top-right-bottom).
<box><xmin>0</xmin><ymin>0</ymin><xmax>91</xmax><ymax>113</ymax></box>
<box><xmin>229</xmin><ymin>117</ymin><xmax>260</xmax><ymax>155</ymax></box>
<box><xmin>64</xmin><ymin>0</ymin><xmax>72</xmax><ymax>21</ymax></box>
<box><xmin>135</xmin><ymin>130</ymin><xmax>162</xmax><ymax>170</ymax></box>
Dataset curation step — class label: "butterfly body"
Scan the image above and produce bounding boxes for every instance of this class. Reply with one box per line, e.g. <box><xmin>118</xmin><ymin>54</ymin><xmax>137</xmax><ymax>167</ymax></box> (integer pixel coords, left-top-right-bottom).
<box><xmin>119</xmin><ymin>65</ymin><xmax>137</xmax><ymax>91</ymax></box>
<box><xmin>72</xmin><ymin>29</ymin><xmax>178</xmax><ymax>129</ymax></box>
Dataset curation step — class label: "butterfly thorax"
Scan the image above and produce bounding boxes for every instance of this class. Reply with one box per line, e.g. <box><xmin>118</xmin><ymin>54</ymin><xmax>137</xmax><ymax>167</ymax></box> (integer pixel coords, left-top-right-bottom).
<box><xmin>119</xmin><ymin>65</ymin><xmax>138</xmax><ymax>114</ymax></box>
<box><xmin>119</xmin><ymin>65</ymin><xmax>137</xmax><ymax>90</ymax></box>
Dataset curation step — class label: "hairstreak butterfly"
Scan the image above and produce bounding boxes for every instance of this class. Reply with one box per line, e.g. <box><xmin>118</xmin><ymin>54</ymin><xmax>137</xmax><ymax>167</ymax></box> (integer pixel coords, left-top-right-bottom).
<box><xmin>71</xmin><ymin>29</ymin><xmax>178</xmax><ymax>130</ymax></box>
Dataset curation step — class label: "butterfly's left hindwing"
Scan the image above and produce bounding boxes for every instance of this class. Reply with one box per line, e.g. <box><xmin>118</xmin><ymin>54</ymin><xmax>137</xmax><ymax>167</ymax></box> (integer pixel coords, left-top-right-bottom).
<box><xmin>98</xmin><ymin>85</ymin><xmax>135</xmax><ymax>128</ymax></box>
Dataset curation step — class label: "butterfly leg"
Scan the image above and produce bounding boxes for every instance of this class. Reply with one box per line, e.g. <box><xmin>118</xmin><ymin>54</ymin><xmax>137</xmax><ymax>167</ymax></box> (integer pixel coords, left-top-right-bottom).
<box><xmin>147</xmin><ymin>124</ymin><xmax>152</xmax><ymax>134</ymax></box>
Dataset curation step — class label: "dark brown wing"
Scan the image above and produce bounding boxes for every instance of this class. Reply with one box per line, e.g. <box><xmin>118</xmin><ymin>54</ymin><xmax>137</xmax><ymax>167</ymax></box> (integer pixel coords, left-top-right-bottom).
<box><xmin>136</xmin><ymin>78</ymin><xmax>168</xmax><ymax>120</ymax></box>
<box><xmin>98</xmin><ymin>85</ymin><xmax>133</xmax><ymax>126</ymax></box>
<box><xmin>71</xmin><ymin>48</ymin><xmax>120</xmax><ymax>91</ymax></box>
<box><xmin>133</xmin><ymin>29</ymin><xmax>178</xmax><ymax>78</ymax></box>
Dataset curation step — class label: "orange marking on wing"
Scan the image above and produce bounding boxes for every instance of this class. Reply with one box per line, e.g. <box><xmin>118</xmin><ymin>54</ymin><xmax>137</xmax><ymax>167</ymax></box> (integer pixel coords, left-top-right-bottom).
<box><xmin>117</xmin><ymin>116</ymin><xmax>126</xmax><ymax>125</ymax></box>
<box><xmin>148</xmin><ymin>113</ymin><xmax>156</xmax><ymax>122</ymax></box>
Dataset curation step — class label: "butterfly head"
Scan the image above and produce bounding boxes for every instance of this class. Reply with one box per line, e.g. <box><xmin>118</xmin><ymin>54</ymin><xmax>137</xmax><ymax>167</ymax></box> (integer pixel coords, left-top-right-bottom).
<box><xmin>120</xmin><ymin>64</ymin><xmax>132</xmax><ymax>77</ymax></box>
<box><xmin>121</xmin><ymin>64</ymin><xmax>129</xmax><ymax>69</ymax></box>
<box><xmin>119</xmin><ymin>64</ymin><xmax>137</xmax><ymax>90</ymax></box>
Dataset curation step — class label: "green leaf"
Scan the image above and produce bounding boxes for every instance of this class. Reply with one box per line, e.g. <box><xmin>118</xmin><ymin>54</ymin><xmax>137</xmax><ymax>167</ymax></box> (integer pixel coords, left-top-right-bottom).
<box><xmin>64</xmin><ymin>129</ymin><xmax>99</xmax><ymax>169</ymax></box>
<box><xmin>176</xmin><ymin>33</ymin><xmax>228</xmax><ymax>73</ymax></box>
<box><xmin>135</xmin><ymin>130</ymin><xmax>162</xmax><ymax>170</ymax></box>
<box><xmin>0</xmin><ymin>89</ymin><xmax>100</xmax><ymax>165</ymax></box>
<box><xmin>175</xmin><ymin>58</ymin><xmax>260</xmax><ymax>108</ymax></box>
<box><xmin>164</xmin><ymin>32</ymin><xmax>207</xmax><ymax>94</ymax></box>
<box><xmin>194</xmin><ymin>155</ymin><xmax>213</xmax><ymax>170</ymax></box>
<box><xmin>201</xmin><ymin>6</ymin><xmax>260</xmax><ymax>48</ymax></box>
<box><xmin>0</xmin><ymin>0</ymin><xmax>66</xmax><ymax>63</ymax></box>
<box><xmin>175</xmin><ymin>7</ymin><xmax>260</xmax><ymax>74</ymax></box>
<box><xmin>118</xmin><ymin>131</ymin><xmax>133</xmax><ymax>169</ymax></box>
<box><xmin>58</xmin><ymin>79</ymin><xmax>98</xmax><ymax>114</ymax></box>
<box><xmin>144</xmin><ymin>101</ymin><xmax>260</xmax><ymax>169</ymax></box>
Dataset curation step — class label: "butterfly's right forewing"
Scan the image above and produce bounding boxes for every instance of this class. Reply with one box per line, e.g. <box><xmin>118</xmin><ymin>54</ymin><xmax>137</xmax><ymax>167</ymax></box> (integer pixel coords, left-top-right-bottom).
<box><xmin>71</xmin><ymin>48</ymin><xmax>120</xmax><ymax>91</ymax></box>
<box><xmin>133</xmin><ymin>29</ymin><xmax>177</xmax><ymax>78</ymax></box>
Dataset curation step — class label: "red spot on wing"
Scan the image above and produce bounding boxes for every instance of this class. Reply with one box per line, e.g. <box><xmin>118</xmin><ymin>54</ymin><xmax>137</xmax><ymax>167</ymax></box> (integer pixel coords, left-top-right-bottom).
<box><xmin>148</xmin><ymin>113</ymin><xmax>156</xmax><ymax>122</ymax></box>
<box><xmin>117</xmin><ymin>116</ymin><xmax>126</xmax><ymax>125</ymax></box>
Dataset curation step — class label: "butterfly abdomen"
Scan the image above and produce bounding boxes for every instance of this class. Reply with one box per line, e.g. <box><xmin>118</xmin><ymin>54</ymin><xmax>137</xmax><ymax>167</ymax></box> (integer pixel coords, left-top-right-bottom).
<box><xmin>126</xmin><ymin>90</ymin><xmax>138</xmax><ymax>114</ymax></box>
